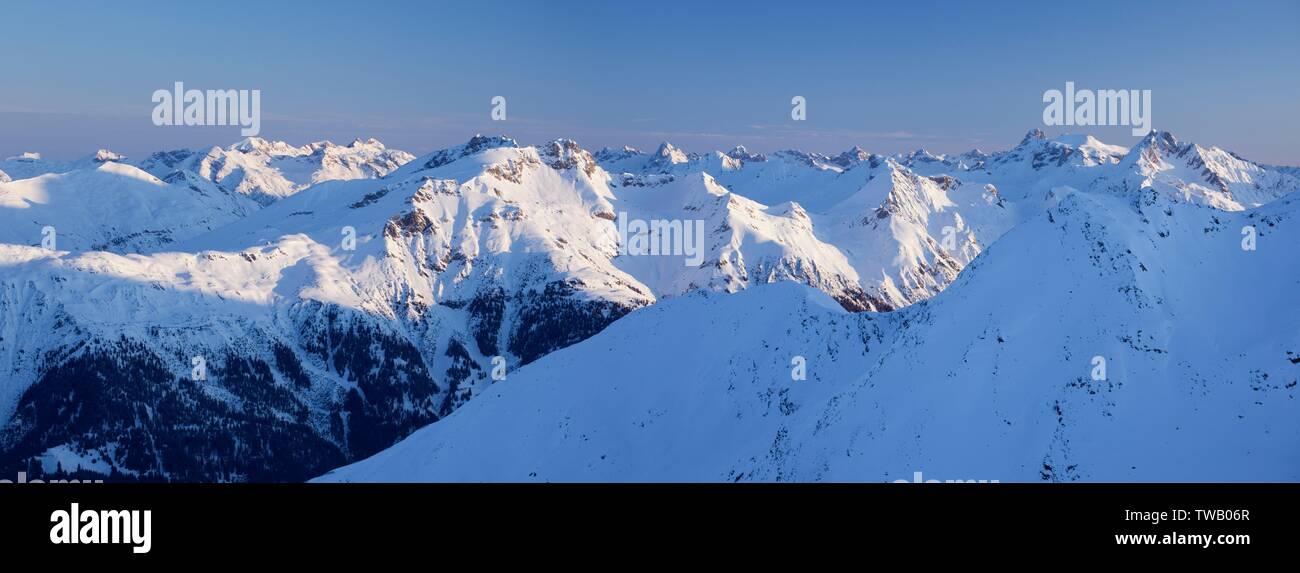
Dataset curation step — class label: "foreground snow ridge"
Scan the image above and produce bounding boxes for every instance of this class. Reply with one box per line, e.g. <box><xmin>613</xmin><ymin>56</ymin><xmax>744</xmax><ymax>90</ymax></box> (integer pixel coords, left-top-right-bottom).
<box><xmin>318</xmin><ymin>190</ymin><xmax>1300</xmax><ymax>482</ymax></box>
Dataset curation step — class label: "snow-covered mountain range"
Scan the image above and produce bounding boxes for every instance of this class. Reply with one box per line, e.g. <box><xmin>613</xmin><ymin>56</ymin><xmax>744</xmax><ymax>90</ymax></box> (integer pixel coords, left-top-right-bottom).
<box><xmin>0</xmin><ymin>139</ymin><xmax>415</xmax><ymax>253</ymax></box>
<box><xmin>0</xmin><ymin>130</ymin><xmax>1295</xmax><ymax>482</ymax></box>
<box><xmin>319</xmin><ymin>189</ymin><xmax>1300</xmax><ymax>482</ymax></box>
<box><xmin>135</xmin><ymin>137</ymin><xmax>415</xmax><ymax>205</ymax></box>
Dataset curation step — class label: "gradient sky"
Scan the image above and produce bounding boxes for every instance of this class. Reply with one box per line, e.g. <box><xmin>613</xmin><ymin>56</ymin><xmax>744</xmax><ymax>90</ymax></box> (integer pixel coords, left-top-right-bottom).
<box><xmin>1</xmin><ymin>0</ymin><xmax>1297</xmax><ymax>164</ymax></box>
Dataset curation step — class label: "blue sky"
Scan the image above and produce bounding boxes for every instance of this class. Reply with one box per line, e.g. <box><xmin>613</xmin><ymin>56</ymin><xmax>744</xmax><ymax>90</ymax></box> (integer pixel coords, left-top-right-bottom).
<box><xmin>1</xmin><ymin>0</ymin><xmax>1297</xmax><ymax>164</ymax></box>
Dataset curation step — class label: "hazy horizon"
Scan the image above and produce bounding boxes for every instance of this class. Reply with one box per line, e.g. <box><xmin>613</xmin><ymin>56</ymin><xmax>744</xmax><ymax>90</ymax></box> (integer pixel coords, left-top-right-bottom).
<box><xmin>2</xmin><ymin>0</ymin><xmax>1297</xmax><ymax>164</ymax></box>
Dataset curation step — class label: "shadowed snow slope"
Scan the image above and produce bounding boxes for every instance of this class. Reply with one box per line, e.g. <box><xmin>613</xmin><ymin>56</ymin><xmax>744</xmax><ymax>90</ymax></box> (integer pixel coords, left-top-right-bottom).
<box><xmin>318</xmin><ymin>188</ymin><xmax>1300</xmax><ymax>482</ymax></box>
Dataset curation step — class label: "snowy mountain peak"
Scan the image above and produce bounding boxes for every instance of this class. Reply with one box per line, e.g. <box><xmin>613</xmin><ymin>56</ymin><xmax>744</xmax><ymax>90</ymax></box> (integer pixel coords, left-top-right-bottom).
<box><xmin>950</xmin><ymin>149</ymin><xmax>990</xmax><ymax>169</ymax></box>
<box><xmin>830</xmin><ymin>146</ymin><xmax>872</xmax><ymax>168</ymax></box>
<box><xmin>131</xmin><ymin>137</ymin><xmax>415</xmax><ymax>206</ymax></box>
<box><xmin>1123</xmin><ymin>130</ymin><xmax>1190</xmax><ymax>169</ymax></box>
<box><xmin>594</xmin><ymin>146</ymin><xmax>641</xmax><ymax>162</ymax></box>
<box><xmin>903</xmin><ymin>148</ymin><xmax>944</xmax><ymax>164</ymax></box>
<box><xmin>1129</xmin><ymin>129</ymin><xmax>1182</xmax><ymax>160</ymax></box>
<box><xmin>409</xmin><ymin>134</ymin><xmax>519</xmax><ymax>173</ymax></box>
<box><xmin>228</xmin><ymin>136</ymin><xmax>267</xmax><ymax>152</ymax></box>
<box><xmin>92</xmin><ymin>149</ymin><xmax>125</xmax><ymax>163</ymax></box>
<box><xmin>349</xmin><ymin>137</ymin><xmax>384</xmax><ymax>149</ymax></box>
<box><xmin>1046</xmin><ymin>134</ymin><xmax>1128</xmax><ymax>166</ymax></box>
<box><xmin>465</xmin><ymin>133</ymin><xmax>519</xmax><ymax>152</ymax></box>
<box><xmin>1115</xmin><ymin>129</ymin><xmax>1300</xmax><ymax>209</ymax></box>
<box><xmin>94</xmin><ymin>160</ymin><xmax>162</xmax><ymax>183</ymax></box>
<box><xmin>538</xmin><ymin>138</ymin><xmax>601</xmax><ymax>177</ymax></box>
<box><xmin>652</xmin><ymin>141</ymin><xmax>690</xmax><ymax>166</ymax></box>
<box><xmin>725</xmin><ymin>145</ymin><xmax>766</xmax><ymax>163</ymax></box>
<box><xmin>981</xmin><ymin>127</ymin><xmax>1127</xmax><ymax>173</ymax></box>
<box><xmin>228</xmin><ymin>136</ymin><xmax>396</xmax><ymax>158</ymax></box>
<box><xmin>770</xmin><ymin>149</ymin><xmax>833</xmax><ymax>170</ymax></box>
<box><xmin>1021</xmin><ymin>128</ymin><xmax>1047</xmax><ymax>144</ymax></box>
<box><xmin>1052</xmin><ymin>133</ymin><xmax>1124</xmax><ymax>151</ymax></box>
<box><xmin>228</xmin><ymin>136</ymin><xmax>302</xmax><ymax>155</ymax></box>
